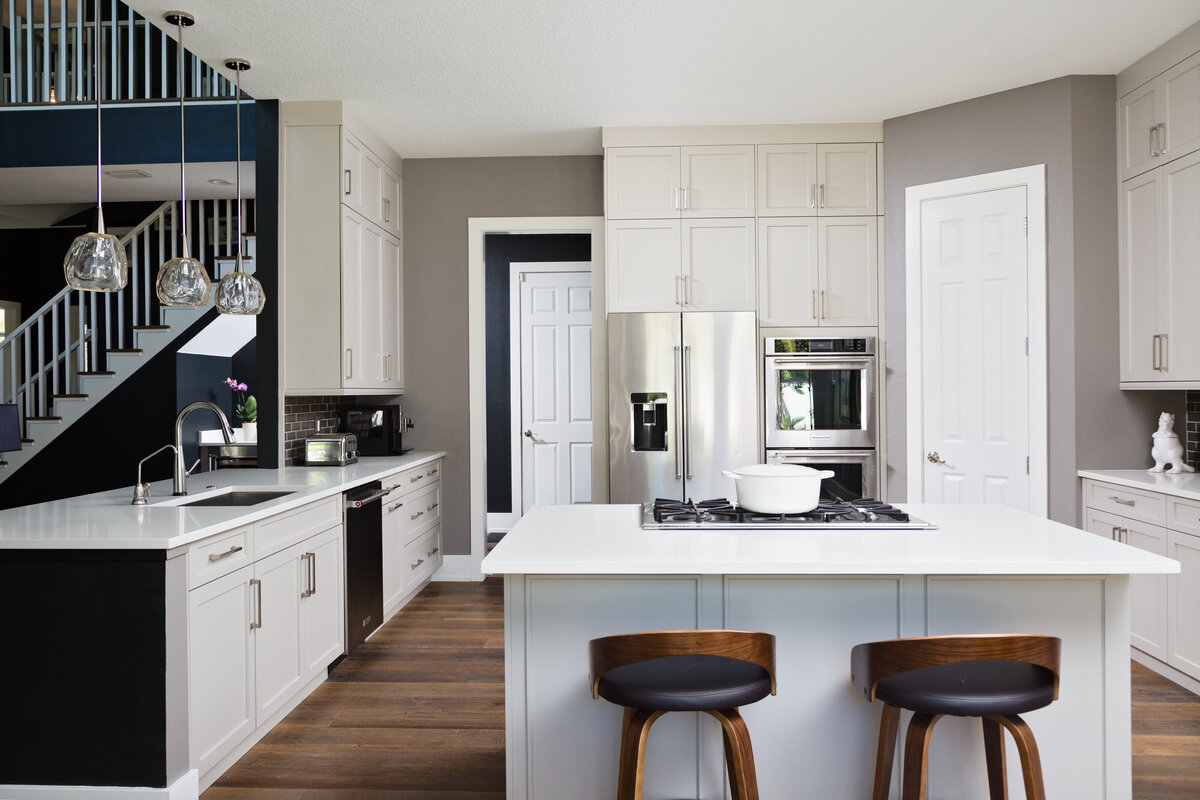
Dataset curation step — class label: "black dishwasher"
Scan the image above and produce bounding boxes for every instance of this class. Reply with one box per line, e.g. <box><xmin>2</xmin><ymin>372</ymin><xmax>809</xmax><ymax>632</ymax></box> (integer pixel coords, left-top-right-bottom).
<box><xmin>344</xmin><ymin>481</ymin><xmax>389</xmax><ymax>654</ymax></box>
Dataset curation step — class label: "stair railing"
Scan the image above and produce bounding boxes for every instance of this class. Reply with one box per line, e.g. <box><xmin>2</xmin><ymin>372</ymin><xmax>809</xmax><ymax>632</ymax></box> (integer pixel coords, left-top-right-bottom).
<box><xmin>0</xmin><ymin>198</ymin><xmax>254</xmax><ymax>434</ymax></box>
<box><xmin>2</xmin><ymin>0</ymin><xmax>238</xmax><ymax>106</ymax></box>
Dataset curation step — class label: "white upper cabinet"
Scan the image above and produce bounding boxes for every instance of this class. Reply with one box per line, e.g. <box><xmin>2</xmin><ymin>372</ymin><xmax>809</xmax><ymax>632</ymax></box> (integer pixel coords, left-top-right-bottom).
<box><xmin>341</xmin><ymin>130</ymin><xmax>366</xmax><ymax>214</ymax></box>
<box><xmin>758</xmin><ymin>144</ymin><xmax>818</xmax><ymax>217</ymax></box>
<box><xmin>817</xmin><ymin>218</ymin><xmax>878</xmax><ymax>326</ymax></box>
<box><xmin>680</xmin><ymin>145</ymin><xmax>756</xmax><ymax>217</ymax></box>
<box><xmin>605</xmin><ymin>145</ymin><xmax>754</xmax><ymax>219</ymax></box>
<box><xmin>605</xmin><ymin>147</ymin><xmax>682</xmax><ymax>219</ymax></box>
<box><xmin>681</xmin><ymin>219</ymin><xmax>756</xmax><ymax>311</ymax></box>
<box><xmin>816</xmin><ymin>144</ymin><xmax>878</xmax><ymax>215</ymax></box>
<box><xmin>1120</xmin><ymin>51</ymin><xmax>1200</xmax><ymax>181</ymax></box>
<box><xmin>758</xmin><ymin>218</ymin><xmax>819</xmax><ymax>325</ymax></box>
<box><xmin>381</xmin><ymin>167</ymin><xmax>402</xmax><ymax>236</ymax></box>
<box><xmin>606</xmin><ymin>220</ymin><xmax>683</xmax><ymax>312</ymax></box>
<box><xmin>1164</xmin><ymin>150</ymin><xmax>1200</xmax><ymax>380</ymax></box>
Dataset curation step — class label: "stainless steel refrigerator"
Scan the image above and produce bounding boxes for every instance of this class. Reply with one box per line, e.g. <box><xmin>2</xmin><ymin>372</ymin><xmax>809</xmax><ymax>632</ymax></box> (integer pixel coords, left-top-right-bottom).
<box><xmin>609</xmin><ymin>311</ymin><xmax>758</xmax><ymax>503</ymax></box>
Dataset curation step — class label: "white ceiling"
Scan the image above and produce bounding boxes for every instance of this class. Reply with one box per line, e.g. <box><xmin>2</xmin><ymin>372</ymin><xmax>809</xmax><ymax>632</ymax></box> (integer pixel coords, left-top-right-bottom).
<box><xmin>122</xmin><ymin>0</ymin><xmax>1200</xmax><ymax>159</ymax></box>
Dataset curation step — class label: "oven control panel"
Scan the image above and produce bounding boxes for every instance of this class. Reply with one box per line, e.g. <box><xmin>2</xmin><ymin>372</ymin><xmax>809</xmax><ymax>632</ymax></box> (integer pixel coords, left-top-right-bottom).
<box><xmin>767</xmin><ymin>337</ymin><xmax>874</xmax><ymax>355</ymax></box>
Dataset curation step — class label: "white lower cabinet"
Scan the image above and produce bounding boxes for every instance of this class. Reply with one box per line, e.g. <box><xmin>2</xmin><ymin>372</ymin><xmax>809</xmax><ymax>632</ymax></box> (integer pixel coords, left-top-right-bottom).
<box><xmin>1083</xmin><ymin>506</ymin><xmax>1168</xmax><ymax>658</ymax></box>
<box><xmin>381</xmin><ymin>458</ymin><xmax>444</xmax><ymax>619</ymax></box>
<box><xmin>1168</xmin><ymin>529</ymin><xmax>1200</xmax><ymax>675</ymax></box>
<box><xmin>189</xmin><ymin>518</ymin><xmax>345</xmax><ymax>785</ymax></box>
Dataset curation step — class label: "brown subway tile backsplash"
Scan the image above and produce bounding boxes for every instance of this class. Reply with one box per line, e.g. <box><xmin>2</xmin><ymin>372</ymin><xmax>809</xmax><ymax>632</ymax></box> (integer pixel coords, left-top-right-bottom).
<box><xmin>282</xmin><ymin>395</ymin><xmax>359</xmax><ymax>465</ymax></box>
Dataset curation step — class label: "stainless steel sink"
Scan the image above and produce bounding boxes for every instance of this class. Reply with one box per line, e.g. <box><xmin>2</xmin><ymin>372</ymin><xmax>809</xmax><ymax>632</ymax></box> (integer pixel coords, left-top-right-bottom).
<box><xmin>178</xmin><ymin>490</ymin><xmax>295</xmax><ymax>507</ymax></box>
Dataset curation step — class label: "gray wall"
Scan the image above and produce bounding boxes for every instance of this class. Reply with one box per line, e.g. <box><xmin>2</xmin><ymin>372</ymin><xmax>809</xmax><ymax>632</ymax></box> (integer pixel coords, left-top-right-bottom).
<box><xmin>883</xmin><ymin>76</ymin><xmax>1182</xmax><ymax>525</ymax></box>
<box><xmin>402</xmin><ymin>156</ymin><xmax>604</xmax><ymax>554</ymax></box>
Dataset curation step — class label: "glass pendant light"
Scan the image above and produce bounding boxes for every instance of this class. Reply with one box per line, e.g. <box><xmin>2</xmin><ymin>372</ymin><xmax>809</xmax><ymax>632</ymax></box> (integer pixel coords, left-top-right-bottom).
<box><xmin>64</xmin><ymin>0</ymin><xmax>128</xmax><ymax>292</ymax></box>
<box><xmin>215</xmin><ymin>59</ymin><xmax>266</xmax><ymax>315</ymax></box>
<box><xmin>155</xmin><ymin>11</ymin><xmax>212</xmax><ymax>307</ymax></box>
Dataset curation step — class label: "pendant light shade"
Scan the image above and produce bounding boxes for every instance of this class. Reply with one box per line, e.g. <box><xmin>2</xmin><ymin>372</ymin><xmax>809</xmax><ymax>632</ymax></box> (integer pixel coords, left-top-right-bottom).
<box><xmin>216</xmin><ymin>58</ymin><xmax>266</xmax><ymax>316</ymax></box>
<box><xmin>64</xmin><ymin>0</ymin><xmax>127</xmax><ymax>292</ymax></box>
<box><xmin>156</xmin><ymin>11</ymin><xmax>212</xmax><ymax>307</ymax></box>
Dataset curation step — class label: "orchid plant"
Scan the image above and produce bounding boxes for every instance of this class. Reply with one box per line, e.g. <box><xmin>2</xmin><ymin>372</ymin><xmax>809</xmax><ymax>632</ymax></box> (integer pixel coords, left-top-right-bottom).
<box><xmin>224</xmin><ymin>377</ymin><xmax>257</xmax><ymax>423</ymax></box>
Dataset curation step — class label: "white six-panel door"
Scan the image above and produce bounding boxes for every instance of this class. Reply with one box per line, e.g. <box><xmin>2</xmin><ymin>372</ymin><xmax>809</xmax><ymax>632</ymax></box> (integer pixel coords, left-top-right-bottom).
<box><xmin>521</xmin><ymin>272</ymin><xmax>594</xmax><ymax>512</ymax></box>
<box><xmin>919</xmin><ymin>186</ymin><xmax>1030</xmax><ymax>509</ymax></box>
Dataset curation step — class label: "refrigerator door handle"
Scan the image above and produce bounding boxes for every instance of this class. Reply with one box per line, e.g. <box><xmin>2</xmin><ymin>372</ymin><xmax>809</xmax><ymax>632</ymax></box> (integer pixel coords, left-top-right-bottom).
<box><xmin>673</xmin><ymin>346</ymin><xmax>683</xmax><ymax>479</ymax></box>
<box><xmin>684</xmin><ymin>345</ymin><xmax>693</xmax><ymax>480</ymax></box>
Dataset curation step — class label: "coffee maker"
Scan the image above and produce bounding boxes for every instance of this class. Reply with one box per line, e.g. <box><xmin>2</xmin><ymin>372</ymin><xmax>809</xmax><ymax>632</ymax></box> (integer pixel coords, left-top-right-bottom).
<box><xmin>342</xmin><ymin>404</ymin><xmax>414</xmax><ymax>456</ymax></box>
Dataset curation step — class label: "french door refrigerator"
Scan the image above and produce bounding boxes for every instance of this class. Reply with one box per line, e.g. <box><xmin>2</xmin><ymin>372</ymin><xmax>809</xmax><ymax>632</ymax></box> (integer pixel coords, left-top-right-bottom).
<box><xmin>609</xmin><ymin>311</ymin><xmax>758</xmax><ymax>503</ymax></box>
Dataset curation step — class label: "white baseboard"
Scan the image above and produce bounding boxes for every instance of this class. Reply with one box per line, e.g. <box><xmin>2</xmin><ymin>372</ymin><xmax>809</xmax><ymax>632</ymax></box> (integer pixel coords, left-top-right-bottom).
<box><xmin>1132</xmin><ymin>647</ymin><xmax>1200</xmax><ymax>696</ymax></box>
<box><xmin>433</xmin><ymin>554</ymin><xmax>479</xmax><ymax>582</ymax></box>
<box><xmin>1</xmin><ymin>770</ymin><xmax>199</xmax><ymax>799</ymax></box>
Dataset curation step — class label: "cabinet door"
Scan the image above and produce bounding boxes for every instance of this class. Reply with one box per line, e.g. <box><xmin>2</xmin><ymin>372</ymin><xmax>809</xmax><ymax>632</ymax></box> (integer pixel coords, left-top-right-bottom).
<box><xmin>341</xmin><ymin>130</ymin><xmax>367</xmax><ymax>214</ymax></box>
<box><xmin>383</xmin><ymin>496</ymin><xmax>406</xmax><ymax>612</ymax></box>
<box><xmin>1164</xmin><ymin>150</ymin><xmax>1200</xmax><ymax>380</ymax></box>
<box><xmin>606</xmin><ymin>220</ymin><xmax>682</xmax><ymax>312</ymax></box>
<box><xmin>1119</xmin><ymin>81</ymin><xmax>1162</xmax><ymax>181</ymax></box>
<box><xmin>300</xmin><ymin>526</ymin><xmax>345</xmax><ymax>680</ymax></box>
<box><xmin>757</xmin><ymin>218</ymin><xmax>818</xmax><ymax>325</ymax></box>
<box><xmin>254</xmin><ymin>545</ymin><xmax>305</xmax><ymax>722</ymax></box>
<box><xmin>682</xmin><ymin>219</ymin><xmax>756</xmax><ymax>312</ymax></box>
<box><xmin>189</xmin><ymin>566</ymin><xmax>255</xmax><ymax>777</ymax></box>
<box><xmin>1162</xmin><ymin>51</ymin><xmax>1200</xmax><ymax>164</ymax></box>
<box><xmin>1168</xmin><ymin>529</ymin><xmax>1200</xmax><ymax>677</ymax></box>
<box><xmin>1119</xmin><ymin>170</ymin><xmax>1164</xmax><ymax>383</ymax></box>
<box><xmin>681</xmin><ymin>145</ymin><xmax>756</xmax><ymax>217</ymax></box>
<box><xmin>605</xmin><ymin>147</ymin><xmax>681</xmax><ymax>219</ymax></box>
<box><xmin>381</xmin><ymin>167</ymin><xmax>402</xmax><ymax>236</ymax></box>
<box><xmin>360</xmin><ymin>149</ymin><xmax>385</xmax><ymax>229</ymax></box>
<box><xmin>757</xmin><ymin>144</ymin><xmax>817</xmax><ymax>217</ymax></box>
<box><xmin>1125</xmin><ymin>519</ymin><xmax>1169</xmax><ymax>660</ymax></box>
<box><xmin>817</xmin><ymin>144</ymin><xmax>877</xmax><ymax>215</ymax></box>
<box><xmin>817</xmin><ymin>217</ymin><xmax>877</xmax><ymax>326</ymax></box>
<box><xmin>341</xmin><ymin>208</ymin><xmax>369</xmax><ymax>389</ymax></box>
<box><xmin>359</xmin><ymin>223</ymin><xmax>387</xmax><ymax>387</ymax></box>
<box><xmin>1083</xmin><ymin>506</ymin><xmax>1125</xmax><ymax>541</ymax></box>
<box><xmin>380</xmin><ymin>232</ymin><xmax>403</xmax><ymax>390</ymax></box>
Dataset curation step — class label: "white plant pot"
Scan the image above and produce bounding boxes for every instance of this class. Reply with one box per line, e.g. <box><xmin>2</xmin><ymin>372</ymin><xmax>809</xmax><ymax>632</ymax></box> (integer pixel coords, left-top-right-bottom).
<box><xmin>240</xmin><ymin>422</ymin><xmax>257</xmax><ymax>442</ymax></box>
<box><xmin>722</xmin><ymin>463</ymin><xmax>835</xmax><ymax>514</ymax></box>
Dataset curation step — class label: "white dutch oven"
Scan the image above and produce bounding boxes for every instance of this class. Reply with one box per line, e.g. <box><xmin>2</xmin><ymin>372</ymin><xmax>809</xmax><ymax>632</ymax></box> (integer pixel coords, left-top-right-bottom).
<box><xmin>721</xmin><ymin>463</ymin><xmax>836</xmax><ymax>514</ymax></box>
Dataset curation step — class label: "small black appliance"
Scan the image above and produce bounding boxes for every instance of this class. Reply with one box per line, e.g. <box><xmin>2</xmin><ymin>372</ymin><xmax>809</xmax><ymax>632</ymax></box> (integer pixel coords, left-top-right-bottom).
<box><xmin>342</xmin><ymin>404</ymin><xmax>413</xmax><ymax>456</ymax></box>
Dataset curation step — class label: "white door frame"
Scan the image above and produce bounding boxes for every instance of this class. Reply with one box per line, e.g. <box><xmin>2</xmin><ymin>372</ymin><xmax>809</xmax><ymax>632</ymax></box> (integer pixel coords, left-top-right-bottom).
<box><xmin>904</xmin><ymin>165</ymin><xmax>1048</xmax><ymax>515</ymax></box>
<box><xmin>488</xmin><ymin>260</ymin><xmax>592</xmax><ymax>532</ymax></box>
<box><xmin>466</xmin><ymin>217</ymin><xmax>605</xmax><ymax>581</ymax></box>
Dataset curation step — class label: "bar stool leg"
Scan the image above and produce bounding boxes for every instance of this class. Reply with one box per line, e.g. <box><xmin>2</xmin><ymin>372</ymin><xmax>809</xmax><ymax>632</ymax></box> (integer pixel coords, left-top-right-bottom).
<box><xmin>708</xmin><ymin>708</ymin><xmax>760</xmax><ymax>800</ymax></box>
<box><xmin>901</xmin><ymin>712</ymin><xmax>943</xmax><ymax>800</ymax></box>
<box><xmin>872</xmin><ymin>704</ymin><xmax>901</xmax><ymax>800</ymax></box>
<box><xmin>616</xmin><ymin>708</ymin><xmax>664</xmax><ymax>800</ymax></box>
<box><xmin>981</xmin><ymin>717</ymin><xmax>1008</xmax><ymax>800</ymax></box>
<box><xmin>994</xmin><ymin>714</ymin><xmax>1046</xmax><ymax>800</ymax></box>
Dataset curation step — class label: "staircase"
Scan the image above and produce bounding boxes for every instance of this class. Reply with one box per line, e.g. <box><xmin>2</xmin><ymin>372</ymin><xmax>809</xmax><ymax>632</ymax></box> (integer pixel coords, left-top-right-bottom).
<box><xmin>0</xmin><ymin>198</ymin><xmax>255</xmax><ymax>484</ymax></box>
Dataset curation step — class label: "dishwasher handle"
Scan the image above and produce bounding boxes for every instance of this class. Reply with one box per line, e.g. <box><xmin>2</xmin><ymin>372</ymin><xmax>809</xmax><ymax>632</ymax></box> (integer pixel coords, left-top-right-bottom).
<box><xmin>345</xmin><ymin>487</ymin><xmax>391</xmax><ymax>509</ymax></box>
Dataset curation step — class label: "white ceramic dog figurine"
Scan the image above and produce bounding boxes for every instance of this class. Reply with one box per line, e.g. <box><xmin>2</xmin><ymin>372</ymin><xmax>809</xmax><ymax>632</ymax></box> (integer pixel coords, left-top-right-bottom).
<box><xmin>1150</xmin><ymin>412</ymin><xmax>1195</xmax><ymax>474</ymax></box>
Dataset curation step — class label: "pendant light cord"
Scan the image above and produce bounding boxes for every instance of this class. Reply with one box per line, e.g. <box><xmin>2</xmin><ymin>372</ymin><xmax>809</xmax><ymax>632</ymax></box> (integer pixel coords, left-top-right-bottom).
<box><xmin>177</xmin><ymin>18</ymin><xmax>189</xmax><ymax>259</ymax></box>
<box><xmin>235</xmin><ymin>67</ymin><xmax>242</xmax><ymax>271</ymax></box>
<box><xmin>94</xmin><ymin>0</ymin><xmax>103</xmax><ymax>230</ymax></box>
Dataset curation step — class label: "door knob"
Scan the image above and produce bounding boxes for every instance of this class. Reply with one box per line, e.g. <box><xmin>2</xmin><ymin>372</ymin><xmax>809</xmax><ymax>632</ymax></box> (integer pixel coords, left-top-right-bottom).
<box><xmin>523</xmin><ymin>429</ymin><xmax>534</xmax><ymax>439</ymax></box>
<box><xmin>927</xmin><ymin>451</ymin><xmax>947</xmax><ymax>465</ymax></box>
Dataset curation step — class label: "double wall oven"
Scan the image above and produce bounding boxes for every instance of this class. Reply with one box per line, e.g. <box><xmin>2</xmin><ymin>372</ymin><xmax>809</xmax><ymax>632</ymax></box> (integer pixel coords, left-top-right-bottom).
<box><xmin>764</xmin><ymin>336</ymin><xmax>878</xmax><ymax>501</ymax></box>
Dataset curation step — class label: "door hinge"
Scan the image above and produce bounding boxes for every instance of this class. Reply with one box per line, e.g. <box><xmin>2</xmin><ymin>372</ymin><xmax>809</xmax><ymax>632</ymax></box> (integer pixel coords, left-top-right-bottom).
<box><xmin>1025</xmin><ymin>337</ymin><xmax>1029</xmax><ymax>356</ymax></box>
<box><xmin>1024</xmin><ymin>216</ymin><xmax>1028</xmax><ymax>236</ymax></box>
<box><xmin>519</xmin><ymin>272</ymin><xmax>527</xmax><ymax>282</ymax></box>
<box><xmin>1026</xmin><ymin>456</ymin><xmax>1030</xmax><ymax>474</ymax></box>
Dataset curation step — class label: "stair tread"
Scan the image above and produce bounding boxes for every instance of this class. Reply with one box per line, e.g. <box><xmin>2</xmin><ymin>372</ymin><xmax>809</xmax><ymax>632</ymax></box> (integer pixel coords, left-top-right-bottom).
<box><xmin>79</xmin><ymin>371</ymin><xmax>116</xmax><ymax>376</ymax></box>
<box><xmin>51</xmin><ymin>394</ymin><xmax>88</xmax><ymax>399</ymax></box>
<box><xmin>26</xmin><ymin>416</ymin><xmax>62</xmax><ymax>421</ymax></box>
<box><xmin>20</xmin><ymin>439</ymin><xmax>33</xmax><ymax>444</ymax></box>
<box><xmin>132</xmin><ymin>325</ymin><xmax>170</xmax><ymax>331</ymax></box>
<box><xmin>107</xmin><ymin>349</ymin><xmax>144</xmax><ymax>354</ymax></box>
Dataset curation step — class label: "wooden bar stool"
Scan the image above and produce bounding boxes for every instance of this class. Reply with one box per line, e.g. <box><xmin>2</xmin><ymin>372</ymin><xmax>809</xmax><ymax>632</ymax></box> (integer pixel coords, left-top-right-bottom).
<box><xmin>589</xmin><ymin>630</ymin><xmax>776</xmax><ymax>800</ymax></box>
<box><xmin>850</xmin><ymin>634</ymin><xmax>1061</xmax><ymax>800</ymax></box>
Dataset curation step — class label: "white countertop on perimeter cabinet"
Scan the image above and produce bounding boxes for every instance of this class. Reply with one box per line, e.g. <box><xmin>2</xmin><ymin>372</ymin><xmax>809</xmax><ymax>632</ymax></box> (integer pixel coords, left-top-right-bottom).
<box><xmin>1079</xmin><ymin>468</ymin><xmax>1200</xmax><ymax>501</ymax></box>
<box><xmin>481</xmin><ymin>502</ymin><xmax>1179</xmax><ymax>576</ymax></box>
<box><xmin>0</xmin><ymin>451</ymin><xmax>445</xmax><ymax>551</ymax></box>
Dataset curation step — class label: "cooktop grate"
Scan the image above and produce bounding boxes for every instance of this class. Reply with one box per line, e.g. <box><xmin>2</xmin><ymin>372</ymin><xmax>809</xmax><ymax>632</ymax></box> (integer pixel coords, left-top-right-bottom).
<box><xmin>645</xmin><ymin>497</ymin><xmax>934</xmax><ymax>530</ymax></box>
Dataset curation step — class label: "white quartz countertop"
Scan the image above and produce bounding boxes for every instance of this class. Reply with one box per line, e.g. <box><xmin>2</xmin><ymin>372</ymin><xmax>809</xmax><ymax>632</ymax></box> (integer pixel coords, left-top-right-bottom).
<box><xmin>481</xmin><ymin>502</ymin><xmax>1179</xmax><ymax>576</ymax></box>
<box><xmin>1078</xmin><ymin>468</ymin><xmax>1200</xmax><ymax>501</ymax></box>
<box><xmin>0</xmin><ymin>452</ymin><xmax>445</xmax><ymax>551</ymax></box>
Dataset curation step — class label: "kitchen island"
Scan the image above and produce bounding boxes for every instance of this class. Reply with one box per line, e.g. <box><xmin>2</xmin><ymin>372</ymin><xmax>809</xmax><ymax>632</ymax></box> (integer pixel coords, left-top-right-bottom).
<box><xmin>482</xmin><ymin>502</ymin><xmax>1179</xmax><ymax>799</ymax></box>
<box><xmin>0</xmin><ymin>452</ymin><xmax>444</xmax><ymax>799</ymax></box>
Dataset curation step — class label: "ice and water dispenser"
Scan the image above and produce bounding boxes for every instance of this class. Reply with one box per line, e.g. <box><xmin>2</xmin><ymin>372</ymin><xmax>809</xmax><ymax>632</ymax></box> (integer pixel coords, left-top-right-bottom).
<box><xmin>629</xmin><ymin>392</ymin><xmax>668</xmax><ymax>451</ymax></box>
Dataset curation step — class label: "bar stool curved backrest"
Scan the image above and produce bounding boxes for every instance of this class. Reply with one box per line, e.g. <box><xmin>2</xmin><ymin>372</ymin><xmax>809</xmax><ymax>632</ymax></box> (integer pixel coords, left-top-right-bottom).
<box><xmin>850</xmin><ymin>634</ymin><xmax>1061</xmax><ymax>800</ymax></box>
<box><xmin>589</xmin><ymin>630</ymin><xmax>776</xmax><ymax>800</ymax></box>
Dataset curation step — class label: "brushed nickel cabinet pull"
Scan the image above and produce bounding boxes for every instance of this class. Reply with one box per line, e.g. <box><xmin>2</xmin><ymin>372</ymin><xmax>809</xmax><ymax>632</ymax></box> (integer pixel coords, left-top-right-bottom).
<box><xmin>250</xmin><ymin>578</ymin><xmax>262</xmax><ymax>630</ymax></box>
<box><xmin>1110</xmin><ymin>496</ymin><xmax>1135</xmax><ymax>507</ymax></box>
<box><xmin>410</xmin><ymin>558</ymin><xmax>424</xmax><ymax>570</ymax></box>
<box><xmin>208</xmin><ymin>544</ymin><xmax>243</xmax><ymax>562</ymax></box>
<box><xmin>427</xmin><ymin>547</ymin><xmax>439</xmax><ymax>558</ymax></box>
<box><xmin>410</xmin><ymin>510</ymin><xmax>424</xmax><ymax>521</ymax></box>
<box><xmin>1112</xmin><ymin>526</ymin><xmax>1121</xmax><ymax>541</ymax></box>
<box><xmin>344</xmin><ymin>169</ymin><xmax>352</xmax><ymax>195</ymax></box>
<box><xmin>410</xmin><ymin>474</ymin><xmax>424</xmax><ymax>484</ymax></box>
<box><xmin>346</xmin><ymin>348</ymin><xmax>353</xmax><ymax>379</ymax></box>
<box><xmin>428</xmin><ymin>503</ymin><xmax>439</xmax><ymax>511</ymax></box>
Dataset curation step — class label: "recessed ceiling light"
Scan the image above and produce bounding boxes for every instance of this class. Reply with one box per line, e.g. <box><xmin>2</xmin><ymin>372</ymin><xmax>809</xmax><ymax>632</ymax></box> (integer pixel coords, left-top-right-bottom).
<box><xmin>208</xmin><ymin>178</ymin><xmax>234</xmax><ymax>186</ymax></box>
<box><xmin>104</xmin><ymin>168</ymin><xmax>152</xmax><ymax>179</ymax></box>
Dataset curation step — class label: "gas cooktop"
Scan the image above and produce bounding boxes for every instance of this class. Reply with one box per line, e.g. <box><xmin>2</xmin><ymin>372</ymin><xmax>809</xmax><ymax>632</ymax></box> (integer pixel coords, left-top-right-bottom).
<box><xmin>642</xmin><ymin>498</ymin><xmax>935</xmax><ymax>530</ymax></box>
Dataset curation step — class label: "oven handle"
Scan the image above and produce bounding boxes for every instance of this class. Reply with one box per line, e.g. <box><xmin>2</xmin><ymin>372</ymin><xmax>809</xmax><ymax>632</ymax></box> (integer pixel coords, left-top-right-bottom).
<box><xmin>768</xmin><ymin>357</ymin><xmax>874</xmax><ymax>369</ymax></box>
<box><xmin>768</xmin><ymin>450</ymin><xmax>874</xmax><ymax>465</ymax></box>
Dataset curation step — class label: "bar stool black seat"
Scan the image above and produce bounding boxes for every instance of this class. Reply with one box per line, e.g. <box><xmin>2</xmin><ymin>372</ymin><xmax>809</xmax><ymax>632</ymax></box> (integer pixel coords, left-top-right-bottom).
<box><xmin>590</xmin><ymin>630</ymin><xmax>776</xmax><ymax>800</ymax></box>
<box><xmin>850</xmin><ymin>634</ymin><xmax>1061</xmax><ymax>800</ymax></box>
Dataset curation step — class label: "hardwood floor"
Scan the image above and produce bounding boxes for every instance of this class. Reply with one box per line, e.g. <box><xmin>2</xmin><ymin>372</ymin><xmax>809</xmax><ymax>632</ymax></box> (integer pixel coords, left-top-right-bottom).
<box><xmin>204</xmin><ymin>580</ymin><xmax>1200</xmax><ymax>798</ymax></box>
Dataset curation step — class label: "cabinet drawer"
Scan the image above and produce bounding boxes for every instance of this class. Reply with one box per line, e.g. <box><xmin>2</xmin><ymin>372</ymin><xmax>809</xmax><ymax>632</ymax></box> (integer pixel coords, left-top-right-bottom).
<box><xmin>188</xmin><ymin>525</ymin><xmax>254</xmax><ymax>589</ymax></box>
<box><xmin>402</xmin><ymin>484</ymin><xmax>441</xmax><ymax>544</ymax></box>
<box><xmin>1168</xmin><ymin>495</ymin><xmax>1200</xmax><ymax>536</ymax></box>
<box><xmin>398</xmin><ymin>460</ymin><xmax>441</xmax><ymax>496</ymax></box>
<box><xmin>255</xmin><ymin>496</ymin><xmax>342</xmax><ymax>559</ymax></box>
<box><xmin>403</xmin><ymin>525</ymin><xmax>441</xmax><ymax>587</ymax></box>
<box><xmin>1084</xmin><ymin>480</ymin><xmax>1166</xmax><ymax>524</ymax></box>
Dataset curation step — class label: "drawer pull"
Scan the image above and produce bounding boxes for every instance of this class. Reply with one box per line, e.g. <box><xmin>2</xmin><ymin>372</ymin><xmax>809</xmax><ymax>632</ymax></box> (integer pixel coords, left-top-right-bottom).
<box><xmin>388</xmin><ymin>500</ymin><xmax>404</xmax><ymax>512</ymax></box>
<box><xmin>428</xmin><ymin>502</ymin><xmax>439</xmax><ymax>511</ymax></box>
<box><xmin>1109</xmin><ymin>496</ymin><xmax>1135</xmax><ymax>507</ymax></box>
<box><xmin>410</xmin><ymin>558</ymin><xmax>424</xmax><ymax>570</ymax></box>
<box><xmin>427</xmin><ymin>547</ymin><xmax>439</xmax><ymax>558</ymax></box>
<box><xmin>410</xmin><ymin>474</ymin><xmax>425</xmax><ymax>484</ymax></box>
<box><xmin>208</xmin><ymin>544</ymin><xmax>243</xmax><ymax>562</ymax></box>
<box><xmin>430</xmin><ymin>468</ymin><xmax>438</xmax><ymax>476</ymax></box>
<box><xmin>410</xmin><ymin>510</ymin><xmax>424</xmax><ymax>521</ymax></box>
